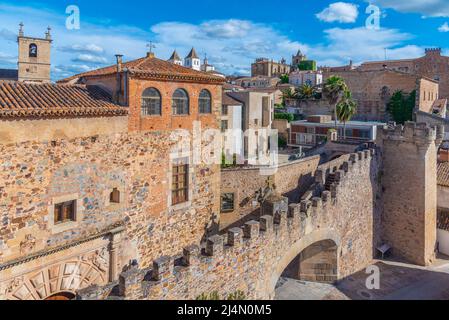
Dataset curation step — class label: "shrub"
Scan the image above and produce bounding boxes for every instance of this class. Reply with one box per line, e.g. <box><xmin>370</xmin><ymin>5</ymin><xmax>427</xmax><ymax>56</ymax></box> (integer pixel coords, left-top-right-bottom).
<box><xmin>274</xmin><ymin>113</ymin><xmax>294</xmax><ymax>122</ymax></box>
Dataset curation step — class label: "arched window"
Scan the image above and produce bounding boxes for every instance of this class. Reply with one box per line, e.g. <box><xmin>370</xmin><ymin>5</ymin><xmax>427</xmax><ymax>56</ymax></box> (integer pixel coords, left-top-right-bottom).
<box><xmin>110</xmin><ymin>188</ymin><xmax>120</xmax><ymax>204</ymax></box>
<box><xmin>29</xmin><ymin>43</ymin><xmax>38</xmax><ymax>58</ymax></box>
<box><xmin>141</xmin><ymin>88</ymin><xmax>161</xmax><ymax>116</ymax></box>
<box><xmin>199</xmin><ymin>89</ymin><xmax>212</xmax><ymax>114</ymax></box>
<box><xmin>172</xmin><ymin>89</ymin><xmax>189</xmax><ymax>115</ymax></box>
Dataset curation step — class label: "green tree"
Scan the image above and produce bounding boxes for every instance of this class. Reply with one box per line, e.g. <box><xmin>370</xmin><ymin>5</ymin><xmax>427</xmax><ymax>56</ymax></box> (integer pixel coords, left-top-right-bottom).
<box><xmin>336</xmin><ymin>91</ymin><xmax>357</xmax><ymax>140</ymax></box>
<box><xmin>323</xmin><ymin>76</ymin><xmax>349</xmax><ymax>129</ymax></box>
<box><xmin>387</xmin><ymin>90</ymin><xmax>416</xmax><ymax>124</ymax></box>
<box><xmin>280</xmin><ymin>74</ymin><xmax>289</xmax><ymax>84</ymax></box>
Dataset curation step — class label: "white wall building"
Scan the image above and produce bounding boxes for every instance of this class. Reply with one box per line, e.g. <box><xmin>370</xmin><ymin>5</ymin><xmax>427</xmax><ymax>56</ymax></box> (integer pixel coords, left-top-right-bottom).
<box><xmin>289</xmin><ymin>70</ymin><xmax>323</xmax><ymax>87</ymax></box>
<box><xmin>184</xmin><ymin>48</ymin><xmax>201</xmax><ymax>71</ymax></box>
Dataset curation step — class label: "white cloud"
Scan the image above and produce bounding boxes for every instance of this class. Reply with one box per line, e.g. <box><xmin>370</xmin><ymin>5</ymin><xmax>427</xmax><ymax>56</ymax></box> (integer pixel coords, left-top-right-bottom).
<box><xmin>369</xmin><ymin>0</ymin><xmax>449</xmax><ymax>17</ymax></box>
<box><xmin>306</xmin><ymin>27</ymin><xmax>424</xmax><ymax>66</ymax></box>
<box><xmin>0</xmin><ymin>3</ymin><xmax>438</xmax><ymax>78</ymax></box>
<box><xmin>150</xmin><ymin>19</ymin><xmax>306</xmax><ymax>75</ymax></box>
<box><xmin>439</xmin><ymin>22</ymin><xmax>449</xmax><ymax>32</ymax></box>
<box><xmin>59</xmin><ymin>44</ymin><xmax>104</xmax><ymax>54</ymax></box>
<box><xmin>316</xmin><ymin>2</ymin><xmax>359</xmax><ymax>23</ymax></box>
<box><xmin>201</xmin><ymin>20</ymin><xmax>252</xmax><ymax>39</ymax></box>
<box><xmin>72</xmin><ymin>54</ymin><xmax>108</xmax><ymax>64</ymax></box>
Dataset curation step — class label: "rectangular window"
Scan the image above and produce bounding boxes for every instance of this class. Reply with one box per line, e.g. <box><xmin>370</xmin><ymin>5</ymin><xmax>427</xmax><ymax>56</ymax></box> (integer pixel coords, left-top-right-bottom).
<box><xmin>172</xmin><ymin>164</ymin><xmax>189</xmax><ymax>205</ymax></box>
<box><xmin>221</xmin><ymin>193</ymin><xmax>235</xmax><ymax>213</ymax></box>
<box><xmin>221</xmin><ymin>120</ymin><xmax>228</xmax><ymax>132</ymax></box>
<box><xmin>54</xmin><ymin>200</ymin><xmax>76</xmax><ymax>225</ymax></box>
<box><xmin>222</xmin><ymin>105</ymin><xmax>229</xmax><ymax>115</ymax></box>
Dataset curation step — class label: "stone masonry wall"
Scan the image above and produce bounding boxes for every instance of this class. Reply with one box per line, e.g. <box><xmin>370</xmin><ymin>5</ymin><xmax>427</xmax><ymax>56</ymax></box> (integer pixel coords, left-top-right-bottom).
<box><xmin>0</xmin><ymin>127</ymin><xmax>220</xmax><ymax>299</ymax></box>
<box><xmin>379</xmin><ymin>122</ymin><xmax>440</xmax><ymax>266</ymax></box>
<box><xmin>79</xmin><ymin>149</ymin><xmax>381</xmax><ymax>300</ymax></box>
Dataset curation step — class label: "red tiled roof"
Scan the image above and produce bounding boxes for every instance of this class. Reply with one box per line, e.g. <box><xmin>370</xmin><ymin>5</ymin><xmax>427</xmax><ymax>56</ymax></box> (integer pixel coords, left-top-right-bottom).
<box><xmin>58</xmin><ymin>55</ymin><xmax>224</xmax><ymax>84</ymax></box>
<box><xmin>0</xmin><ymin>81</ymin><xmax>127</xmax><ymax>118</ymax></box>
<box><xmin>438</xmin><ymin>162</ymin><xmax>449</xmax><ymax>187</ymax></box>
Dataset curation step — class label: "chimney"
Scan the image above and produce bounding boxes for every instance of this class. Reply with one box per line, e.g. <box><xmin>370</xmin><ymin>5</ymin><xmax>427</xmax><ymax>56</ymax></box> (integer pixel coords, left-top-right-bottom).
<box><xmin>115</xmin><ymin>54</ymin><xmax>123</xmax><ymax>73</ymax></box>
<box><xmin>146</xmin><ymin>52</ymin><xmax>155</xmax><ymax>58</ymax></box>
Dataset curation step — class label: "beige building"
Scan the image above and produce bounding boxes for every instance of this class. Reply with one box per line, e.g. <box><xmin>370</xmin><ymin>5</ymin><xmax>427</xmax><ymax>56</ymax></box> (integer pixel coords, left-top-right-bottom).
<box><xmin>359</xmin><ymin>48</ymin><xmax>449</xmax><ymax>99</ymax></box>
<box><xmin>251</xmin><ymin>58</ymin><xmax>290</xmax><ymax>77</ymax></box>
<box><xmin>323</xmin><ymin>68</ymin><xmax>439</xmax><ymax>121</ymax></box>
<box><xmin>234</xmin><ymin>76</ymin><xmax>280</xmax><ymax>89</ymax></box>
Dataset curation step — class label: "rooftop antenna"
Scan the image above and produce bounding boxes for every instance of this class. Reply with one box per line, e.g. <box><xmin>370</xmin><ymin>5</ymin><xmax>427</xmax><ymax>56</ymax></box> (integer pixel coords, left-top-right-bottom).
<box><xmin>384</xmin><ymin>48</ymin><xmax>387</xmax><ymax>61</ymax></box>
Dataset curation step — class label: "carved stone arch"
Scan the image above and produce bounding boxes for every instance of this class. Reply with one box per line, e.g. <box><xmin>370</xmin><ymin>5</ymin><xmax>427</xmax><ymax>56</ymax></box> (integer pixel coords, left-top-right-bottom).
<box><xmin>4</xmin><ymin>253</ymin><xmax>108</xmax><ymax>300</ymax></box>
<box><xmin>267</xmin><ymin>228</ymin><xmax>341</xmax><ymax>298</ymax></box>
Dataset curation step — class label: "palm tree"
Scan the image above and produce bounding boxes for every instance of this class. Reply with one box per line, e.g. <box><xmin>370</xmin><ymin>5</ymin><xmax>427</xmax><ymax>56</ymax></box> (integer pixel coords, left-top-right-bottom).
<box><xmin>295</xmin><ymin>84</ymin><xmax>316</xmax><ymax>100</ymax></box>
<box><xmin>336</xmin><ymin>90</ymin><xmax>357</xmax><ymax>140</ymax></box>
<box><xmin>323</xmin><ymin>76</ymin><xmax>349</xmax><ymax>129</ymax></box>
<box><xmin>281</xmin><ymin>87</ymin><xmax>296</xmax><ymax>106</ymax></box>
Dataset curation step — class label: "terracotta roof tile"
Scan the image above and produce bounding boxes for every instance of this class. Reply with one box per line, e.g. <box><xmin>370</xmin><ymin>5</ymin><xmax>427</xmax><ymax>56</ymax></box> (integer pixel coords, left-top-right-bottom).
<box><xmin>0</xmin><ymin>81</ymin><xmax>127</xmax><ymax>119</ymax></box>
<box><xmin>58</xmin><ymin>55</ymin><xmax>224</xmax><ymax>84</ymax></box>
<box><xmin>438</xmin><ymin>162</ymin><xmax>449</xmax><ymax>187</ymax></box>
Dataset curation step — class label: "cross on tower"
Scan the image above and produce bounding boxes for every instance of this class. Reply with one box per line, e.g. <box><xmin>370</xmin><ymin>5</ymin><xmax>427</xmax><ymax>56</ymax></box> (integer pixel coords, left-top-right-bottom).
<box><xmin>19</xmin><ymin>22</ymin><xmax>24</xmax><ymax>37</ymax></box>
<box><xmin>146</xmin><ymin>41</ymin><xmax>156</xmax><ymax>54</ymax></box>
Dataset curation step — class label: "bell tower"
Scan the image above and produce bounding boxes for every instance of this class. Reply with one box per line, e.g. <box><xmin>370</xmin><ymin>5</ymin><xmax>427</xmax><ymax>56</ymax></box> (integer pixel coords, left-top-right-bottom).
<box><xmin>17</xmin><ymin>23</ymin><xmax>52</xmax><ymax>83</ymax></box>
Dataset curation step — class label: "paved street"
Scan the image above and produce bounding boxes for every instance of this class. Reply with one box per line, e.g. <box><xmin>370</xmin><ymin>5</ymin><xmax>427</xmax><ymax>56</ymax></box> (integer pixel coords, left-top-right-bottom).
<box><xmin>275</xmin><ymin>256</ymin><xmax>449</xmax><ymax>300</ymax></box>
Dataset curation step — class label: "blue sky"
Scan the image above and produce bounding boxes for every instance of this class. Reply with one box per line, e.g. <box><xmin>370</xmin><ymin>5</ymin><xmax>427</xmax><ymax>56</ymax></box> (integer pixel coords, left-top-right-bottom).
<box><xmin>0</xmin><ymin>0</ymin><xmax>449</xmax><ymax>79</ymax></box>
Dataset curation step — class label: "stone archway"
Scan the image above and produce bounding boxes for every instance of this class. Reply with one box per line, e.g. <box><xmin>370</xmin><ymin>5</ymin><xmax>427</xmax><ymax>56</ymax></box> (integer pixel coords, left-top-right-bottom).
<box><xmin>3</xmin><ymin>256</ymin><xmax>108</xmax><ymax>300</ymax></box>
<box><xmin>268</xmin><ymin>228</ymin><xmax>341</xmax><ymax>298</ymax></box>
<box><xmin>283</xmin><ymin>239</ymin><xmax>339</xmax><ymax>283</ymax></box>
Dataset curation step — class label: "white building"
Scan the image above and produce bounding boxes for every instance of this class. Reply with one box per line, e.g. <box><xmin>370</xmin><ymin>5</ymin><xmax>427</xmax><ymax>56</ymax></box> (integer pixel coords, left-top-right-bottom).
<box><xmin>184</xmin><ymin>48</ymin><xmax>201</xmax><ymax>71</ymax></box>
<box><xmin>289</xmin><ymin>70</ymin><xmax>323</xmax><ymax>87</ymax></box>
<box><xmin>221</xmin><ymin>92</ymin><xmax>243</xmax><ymax>158</ymax></box>
<box><xmin>227</xmin><ymin>90</ymin><xmax>274</xmax><ymax>159</ymax></box>
<box><xmin>201</xmin><ymin>56</ymin><xmax>215</xmax><ymax>72</ymax></box>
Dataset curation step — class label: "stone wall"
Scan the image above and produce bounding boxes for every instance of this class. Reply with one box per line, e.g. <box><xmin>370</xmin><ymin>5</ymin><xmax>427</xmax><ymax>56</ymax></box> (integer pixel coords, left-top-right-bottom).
<box><xmin>0</xmin><ymin>127</ymin><xmax>220</xmax><ymax>299</ymax></box>
<box><xmin>220</xmin><ymin>156</ymin><xmax>320</xmax><ymax>229</ymax></box>
<box><xmin>79</xmin><ymin>149</ymin><xmax>381</xmax><ymax>300</ymax></box>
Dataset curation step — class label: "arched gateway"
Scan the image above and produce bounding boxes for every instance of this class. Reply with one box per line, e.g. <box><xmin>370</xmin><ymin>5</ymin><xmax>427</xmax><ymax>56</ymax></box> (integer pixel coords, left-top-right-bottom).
<box><xmin>269</xmin><ymin>229</ymin><xmax>341</xmax><ymax>298</ymax></box>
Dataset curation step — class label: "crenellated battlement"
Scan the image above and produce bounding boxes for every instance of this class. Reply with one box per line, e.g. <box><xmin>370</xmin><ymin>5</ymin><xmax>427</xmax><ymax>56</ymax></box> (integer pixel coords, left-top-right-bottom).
<box><xmin>380</xmin><ymin>122</ymin><xmax>443</xmax><ymax>145</ymax></box>
<box><xmin>425</xmin><ymin>48</ymin><xmax>442</xmax><ymax>55</ymax></box>
<box><xmin>76</xmin><ymin>148</ymin><xmax>379</xmax><ymax>300</ymax></box>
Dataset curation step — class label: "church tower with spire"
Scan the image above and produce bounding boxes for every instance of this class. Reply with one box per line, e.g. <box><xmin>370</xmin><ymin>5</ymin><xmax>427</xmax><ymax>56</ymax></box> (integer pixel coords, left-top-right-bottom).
<box><xmin>184</xmin><ymin>47</ymin><xmax>201</xmax><ymax>71</ymax></box>
<box><xmin>168</xmin><ymin>50</ymin><xmax>183</xmax><ymax>66</ymax></box>
<box><xmin>292</xmin><ymin>49</ymin><xmax>306</xmax><ymax>69</ymax></box>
